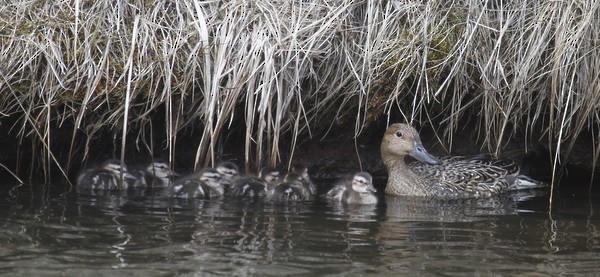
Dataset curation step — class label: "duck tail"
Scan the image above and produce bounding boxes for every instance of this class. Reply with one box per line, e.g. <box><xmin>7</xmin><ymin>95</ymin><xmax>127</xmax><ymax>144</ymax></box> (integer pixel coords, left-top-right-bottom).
<box><xmin>506</xmin><ymin>175</ymin><xmax>548</xmax><ymax>191</ymax></box>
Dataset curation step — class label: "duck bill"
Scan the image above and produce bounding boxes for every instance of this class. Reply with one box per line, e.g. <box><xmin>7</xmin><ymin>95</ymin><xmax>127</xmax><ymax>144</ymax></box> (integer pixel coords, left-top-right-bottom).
<box><xmin>410</xmin><ymin>142</ymin><xmax>442</xmax><ymax>165</ymax></box>
<box><xmin>122</xmin><ymin>172</ymin><xmax>137</xmax><ymax>181</ymax></box>
<box><xmin>219</xmin><ymin>179</ymin><xmax>233</xmax><ymax>188</ymax></box>
<box><xmin>367</xmin><ymin>184</ymin><xmax>377</xmax><ymax>193</ymax></box>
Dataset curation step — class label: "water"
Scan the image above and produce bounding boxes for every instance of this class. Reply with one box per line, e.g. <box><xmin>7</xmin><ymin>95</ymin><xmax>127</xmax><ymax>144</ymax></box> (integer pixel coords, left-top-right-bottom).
<box><xmin>1</xmin><ymin>181</ymin><xmax>599</xmax><ymax>276</ymax></box>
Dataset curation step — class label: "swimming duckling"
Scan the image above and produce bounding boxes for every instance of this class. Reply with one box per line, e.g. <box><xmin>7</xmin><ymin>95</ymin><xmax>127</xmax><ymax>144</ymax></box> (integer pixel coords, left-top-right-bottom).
<box><xmin>169</xmin><ymin>168</ymin><xmax>224</xmax><ymax>199</ymax></box>
<box><xmin>259</xmin><ymin>166</ymin><xmax>282</xmax><ymax>196</ymax></box>
<box><xmin>381</xmin><ymin>123</ymin><xmax>547</xmax><ymax>198</ymax></box>
<box><xmin>215</xmin><ymin>161</ymin><xmax>241</xmax><ymax>192</ymax></box>
<box><xmin>271</xmin><ymin>172</ymin><xmax>312</xmax><ymax>201</ymax></box>
<box><xmin>76</xmin><ymin>159</ymin><xmax>135</xmax><ymax>191</ymax></box>
<box><xmin>130</xmin><ymin>159</ymin><xmax>178</xmax><ymax>188</ymax></box>
<box><xmin>326</xmin><ymin>172</ymin><xmax>378</xmax><ymax>205</ymax></box>
<box><xmin>226</xmin><ymin>176</ymin><xmax>268</xmax><ymax>198</ymax></box>
<box><xmin>291</xmin><ymin>165</ymin><xmax>317</xmax><ymax>195</ymax></box>
<box><xmin>227</xmin><ymin>166</ymin><xmax>282</xmax><ymax>198</ymax></box>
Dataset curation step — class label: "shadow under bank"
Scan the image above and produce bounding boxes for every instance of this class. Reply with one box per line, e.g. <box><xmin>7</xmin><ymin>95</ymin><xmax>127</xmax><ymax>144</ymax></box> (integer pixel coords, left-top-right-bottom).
<box><xmin>0</xmin><ymin>113</ymin><xmax>598</xmax><ymax>197</ymax></box>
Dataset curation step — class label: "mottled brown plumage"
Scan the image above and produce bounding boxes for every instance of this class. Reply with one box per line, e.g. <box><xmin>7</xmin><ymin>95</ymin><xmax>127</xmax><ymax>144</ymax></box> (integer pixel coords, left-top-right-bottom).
<box><xmin>381</xmin><ymin>123</ymin><xmax>546</xmax><ymax>198</ymax></box>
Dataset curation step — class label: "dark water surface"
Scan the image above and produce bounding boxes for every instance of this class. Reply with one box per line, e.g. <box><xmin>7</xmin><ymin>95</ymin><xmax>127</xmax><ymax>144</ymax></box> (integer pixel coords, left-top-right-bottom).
<box><xmin>1</xmin><ymin>181</ymin><xmax>599</xmax><ymax>276</ymax></box>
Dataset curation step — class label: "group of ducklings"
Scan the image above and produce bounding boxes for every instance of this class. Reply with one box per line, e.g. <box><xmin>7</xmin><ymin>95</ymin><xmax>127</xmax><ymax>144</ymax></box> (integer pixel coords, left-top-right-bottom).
<box><xmin>76</xmin><ymin>159</ymin><xmax>378</xmax><ymax>204</ymax></box>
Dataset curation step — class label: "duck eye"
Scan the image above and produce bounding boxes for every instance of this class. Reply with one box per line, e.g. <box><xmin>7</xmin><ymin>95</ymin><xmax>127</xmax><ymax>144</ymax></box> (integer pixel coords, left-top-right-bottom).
<box><xmin>395</xmin><ymin>131</ymin><xmax>403</xmax><ymax>138</ymax></box>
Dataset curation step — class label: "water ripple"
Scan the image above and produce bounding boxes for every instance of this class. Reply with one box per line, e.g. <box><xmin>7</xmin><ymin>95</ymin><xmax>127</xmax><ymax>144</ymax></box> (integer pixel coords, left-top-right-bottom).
<box><xmin>0</xmin><ymin>184</ymin><xmax>597</xmax><ymax>276</ymax></box>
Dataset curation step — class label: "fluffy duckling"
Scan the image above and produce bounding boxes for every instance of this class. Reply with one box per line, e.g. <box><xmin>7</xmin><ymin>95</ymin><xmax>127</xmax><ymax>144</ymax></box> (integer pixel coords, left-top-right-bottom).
<box><xmin>130</xmin><ymin>159</ymin><xmax>178</xmax><ymax>188</ymax></box>
<box><xmin>227</xmin><ymin>166</ymin><xmax>282</xmax><ymax>198</ymax></box>
<box><xmin>169</xmin><ymin>168</ymin><xmax>224</xmax><ymax>199</ymax></box>
<box><xmin>271</xmin><ymin>172</ymin><xmax>312</xmax><ymax>201</ymax></box>
<box><xmin>291</xmin><ymin>165</ymin><xmax>317</xmax><ymax>195</ymax></box>
<box><xmin>226</xmin><ymin>176</ymin><xmax>268</xmax><ymax>198</ymax></box>
<box><xmin>215</xmin><ymin>161</ymin><xmax>241</xmax><ymax>192</ymax></box>
<box><xmin>259</xmin><ymin>166</ymin><xmax>282</xmax><ymax>196</ymax></box>
<box><xmin>76</xmin><ymin>159</ymin><xmax>135</xmax><ymax>191</ymax></box>
<box><xmin>326</xmin><ymin>172</ymin><xmax>378</xmax><ymax>205</ymax></box>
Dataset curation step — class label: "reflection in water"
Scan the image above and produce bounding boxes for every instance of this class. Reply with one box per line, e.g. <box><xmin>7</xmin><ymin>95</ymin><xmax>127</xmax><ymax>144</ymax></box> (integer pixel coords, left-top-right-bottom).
<box><xmin>376</xmin><ymin>189</ymin><xmax>600</xmax><ymax>275</ymax></box>
<box><xmin>0</xmin><ymin>183</ymin><xmax>599</xmax><ymax>275</ymax></box>
<box><xmin>384</xmin><ymin>193</ymin><xmax>524</xmax><ymax>223</ymax></box>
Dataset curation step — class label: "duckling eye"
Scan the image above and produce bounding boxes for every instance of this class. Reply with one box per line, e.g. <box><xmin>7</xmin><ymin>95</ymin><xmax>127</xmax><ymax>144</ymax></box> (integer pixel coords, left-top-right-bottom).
<box><xmin>395</xmin><ymin>131</ymin><xmax>403</xmax><ymax>138</ymax></box>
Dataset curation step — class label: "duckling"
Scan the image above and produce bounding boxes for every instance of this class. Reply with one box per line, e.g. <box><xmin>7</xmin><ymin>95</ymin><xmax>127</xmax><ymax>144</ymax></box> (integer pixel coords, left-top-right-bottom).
<box><xmin>326</xmin><ymin>172</ymin><xmax>378</xmax><ymax>205</ymax></box>
<box><xmin>130</xmin><ymin>159</ymin><xmax>178</xmax><ymax>188</ymax></box>
<box><xmin>271</xmin><ymin>172</ymin><xmax>312</xmax><ymax>201</ymax></box>
<box><xmin>259</xmin><ymin>166</ymin><xmax>282</xmax><ymax>196</ymax></box>
<box><xmin>381</xmin><ymin>123</ymin><xmax>547</xmax><ymax>198</ymax></box>
<box><xmin>226</xmin><ymin>176</ymin><xmax>268</xmax><ymax>198</ymax></box>
<box><xmin>215</xmin><ymin>161</ymin><xmax>241</xmax><ymax>192</ymax></box>
<box><xmin>145</xmin><ymin>159</ymin><xmax>178</xmax><ymax>188</ymax></box>
<box><xmin>169</xmin><ymin>168</ymin><xmax>224</xmax><ymax>199</ymax></box>
<box><xmin>227</xmin><ymin>166</ymin><xmax>282</xmax><ymax>198</ymax></box>
<box><xmin>76</xmin><ymin>159</ymin><xmax>135</xmax><ymax>191</ymax></box>
<box><xmin>291</xmin><ymin>165</ymin><xmax>317</xmax><ymax>195</ymax></box>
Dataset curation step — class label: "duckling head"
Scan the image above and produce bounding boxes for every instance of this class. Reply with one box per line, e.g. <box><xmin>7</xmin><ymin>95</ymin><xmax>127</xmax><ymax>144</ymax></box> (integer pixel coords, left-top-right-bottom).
<box><xmin>102</xmin><ymin>159</ymin><xmax>136</xmax><ymax>181</ymax></box>
<box><xmin>381</xmin><ymin>123</ymin><xmax>442</xmax><ymax>166</ymax></box>
<box><xmin>282</xmin><ymin>172</ymin><xmax>303</xmax><ymax>186</ymax></box>
<box><xmin>198</xmin><ymin>168</ymin><xmax>223</xmax><ymax>188</ymax></box>
<box><xmin>291</xmin><ymin>165</ymin><xmax>310</xmax><ymax>180</ymax></box>
<box><xmin>145</xmin><ymin>159</ymin><xmax>176</xmax><ymax>179</ymax></box>
<box><xmin>259</xmin><ymin>166</ymin><xmax>281</xmax><ymax>185</ymax></box>
<box><xmin>351</xmin><ymin>172</ymin><xmax>377</xmax><ymax>193</ymax></box>
<box><xmin>216</xmin><ymin>162</ymin><xmax>240</xmax><ymax>180</ymax></box>
<box><xmin>215</xmin><ymin>161</ymin><xmax>240</xmax><ymax>189</ymax></box>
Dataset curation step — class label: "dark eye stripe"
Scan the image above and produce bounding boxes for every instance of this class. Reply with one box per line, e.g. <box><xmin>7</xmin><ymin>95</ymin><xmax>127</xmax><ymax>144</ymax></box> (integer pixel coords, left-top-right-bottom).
<box><xmin>355</xmin><ymin>176</ymin><xmax>367</xmax><ymax>183</ymax></box>
<box><xmin>203</xmin><ymin>173</ymin><xmax>221</xmax><ymax>179</ymax></box>
<box><xmin>108</xmin><ymin>164</ymin><xmax>124</xmax><ymax>171</ymax></box>
<box><xmin>218</xmin><ymin>168</ymin><xmax>237</xmax><ymax>175</ymax></box>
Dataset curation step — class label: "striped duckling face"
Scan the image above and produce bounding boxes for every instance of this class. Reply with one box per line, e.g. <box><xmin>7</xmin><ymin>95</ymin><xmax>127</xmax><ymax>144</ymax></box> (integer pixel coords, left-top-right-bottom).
<box><xmin>199</xmin><ymin>168</ymin><xmax>224</xmax><ymax>188</ymax></box>
<box><xmin>258</xmin><ymin>167</ymin><xmax>280</xmax><ymax>185</ymax></box>
<box><xmin>351</xmin><ymin>172</ymin><xmax>376</xmax><ymax>194</ymax></box>
<box><xmin>103</xmin><ymin>159</ymin><xmax>136</xmax><ymax>181</ymax></box>
<box><xmin>216</xmin><ymin>161</ymin><xmax>240</xmax><ymax>187</ymax></box>
<box><xmin>216</xmin><ymin>162</ymin><xmax>240</xmax><ymax>179</ymax></box>
<box><xmin>145</xmin><ymin>159</ymin><xmax>176</xmax><ymax>179</ymax></box>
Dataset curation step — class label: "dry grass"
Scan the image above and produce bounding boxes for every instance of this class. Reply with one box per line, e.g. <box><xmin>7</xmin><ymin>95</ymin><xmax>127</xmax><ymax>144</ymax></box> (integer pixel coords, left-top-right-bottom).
<box><xmin>0</xmin><ymin>0</ymin><xmax>599</xmax><ymax>187</ymax></box>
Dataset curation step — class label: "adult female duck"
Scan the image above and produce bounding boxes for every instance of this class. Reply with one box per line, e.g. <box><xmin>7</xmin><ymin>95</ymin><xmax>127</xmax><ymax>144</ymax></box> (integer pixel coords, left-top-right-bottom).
<box><xmin>381</xmin><ymin>123</ymin><xmax>547</xmax><ymax>198</ymax></box>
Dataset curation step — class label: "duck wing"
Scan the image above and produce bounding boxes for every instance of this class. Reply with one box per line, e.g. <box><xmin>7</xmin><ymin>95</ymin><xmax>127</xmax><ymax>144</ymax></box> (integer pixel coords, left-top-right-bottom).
<box><xmin>325</xmin><ymin>182</ymin><xmax>348</xmax><ymax>201</ymax></box>
<box><xmin>409</xmin><ymin>156</ymin><xmax>515</xmax><ymax>198</ymax></box>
